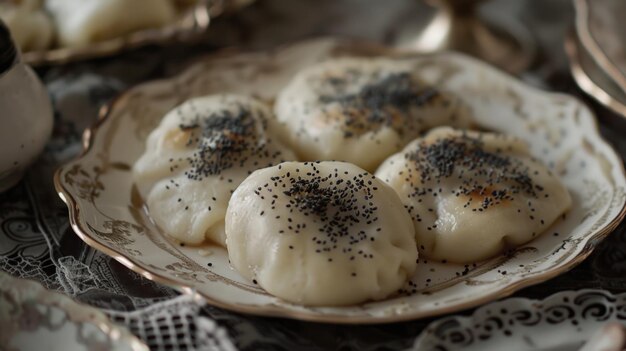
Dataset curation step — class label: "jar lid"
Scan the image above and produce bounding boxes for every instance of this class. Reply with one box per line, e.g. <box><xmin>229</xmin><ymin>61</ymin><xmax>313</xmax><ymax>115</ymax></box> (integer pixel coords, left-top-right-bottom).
<box><xmin>0</xmin><ymin>20</ymin><xmax>17</xmax><ymax>74</ymax></box>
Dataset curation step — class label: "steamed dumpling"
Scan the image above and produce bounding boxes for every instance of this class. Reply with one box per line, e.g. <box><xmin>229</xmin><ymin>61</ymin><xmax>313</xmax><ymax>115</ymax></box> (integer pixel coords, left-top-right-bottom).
<box><xmin>375</xmin><ymin>127</ymin><xmax>572</xmax><ymax>264</ymax></box>
<box><xmin>0</xmin><ymin>0</ymin><xmax>54</xmax><ymax>51</ymax></box>
<box><xmin>46</xmin><ymin>0</ymin><xmax>176</xmax><ymax>47</ymax></box>
<box><xmin>274</xmin><ymin>58</ymin><xmax>472</xmax><ymax>172</ymax></box>
<box><xmin>226</xmin><ymin>161</ymin><xmax>418</xmax><ymax>306</ymax></box>
<box><xmin>133</xmin><ymin>95</ymin><xmax>296</xmax><ymax>246</ymax></box>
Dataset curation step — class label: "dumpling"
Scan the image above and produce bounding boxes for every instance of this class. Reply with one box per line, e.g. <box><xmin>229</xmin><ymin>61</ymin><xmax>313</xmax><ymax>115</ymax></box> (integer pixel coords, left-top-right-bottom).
<box><xmin>0</xmin><ymin>0</ymin><xmax>54</xmax><ymax>51</ymax></box>
<box><xmin>226</xmin><ymin>161</ymin><xmax>418</xmax><ymax>306</ymax></box>
<box><xmin>274</xmin><ymin>58</ymin><xmax>472</xmax><ymax>172</ymax></box>
<box><xmin>46</xmin><ymin>0</ymin><xmax>176</xmax><ymax>47</ymax></box>
<box><xmin>133</xmin><ymin>94</ymin><xmax>296</xmax><ymax>246</ymax></box>
<box><xmin>375</xmin><ymin>127</ymin><xmax>572</xmax><ymax>264</ymax></box>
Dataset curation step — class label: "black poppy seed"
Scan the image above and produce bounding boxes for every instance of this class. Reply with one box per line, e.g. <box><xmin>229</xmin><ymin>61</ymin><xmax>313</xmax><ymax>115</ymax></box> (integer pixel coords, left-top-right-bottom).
<box><xmin>179</xmin><ymin>106</ymin><xmax>280</xmax><ymax>181</ymax></box>
<box><xmin>405</xmin><ymin>133</ymin><xmax>541</xmax><ymax>214</ymax></box>
<box><xmin>319</xmin><ymin>73</ymin><xmax>440</xmax><ymax>137</ymax></box>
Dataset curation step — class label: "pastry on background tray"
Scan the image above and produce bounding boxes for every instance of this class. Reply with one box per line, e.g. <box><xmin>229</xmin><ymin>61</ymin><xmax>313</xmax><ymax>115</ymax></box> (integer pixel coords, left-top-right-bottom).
<box><xmin>46</xmin><ymin>0</ymin><xmax>176</xmax><ymax>47</ymax></box>
<box><xmin>0</xmin><ymin>0</ymin><xmax>199</xmax><ymax>51</ymax></box>
<box><xmin>0</xmin><ymin>0</ymin><xmax>54</xmax><ymax>51</ymax></box>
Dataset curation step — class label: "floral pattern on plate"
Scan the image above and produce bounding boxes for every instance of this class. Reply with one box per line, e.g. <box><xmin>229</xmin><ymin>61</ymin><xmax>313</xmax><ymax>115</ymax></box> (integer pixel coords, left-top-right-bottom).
<box><xmin>413</xmin><ymin>289</ymin><xmax>626</xmax><ymax>351</ymax></box>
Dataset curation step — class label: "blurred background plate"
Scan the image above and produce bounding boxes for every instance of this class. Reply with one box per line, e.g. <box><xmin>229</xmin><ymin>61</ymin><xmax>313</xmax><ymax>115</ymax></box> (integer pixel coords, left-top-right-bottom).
<box><xmin>19</xmin><ymin>0</ymin><xmax>254</xmax><ymax>66</ymax></box>
<box><xmin>0</xmin><ymin>271</ymin><xmax>148</xmax><ymax>351</ymax></box>
<box><xmin>412</xmin><ymin>289</ymin><xmax>626</xmax><ymax>351</ymax></box>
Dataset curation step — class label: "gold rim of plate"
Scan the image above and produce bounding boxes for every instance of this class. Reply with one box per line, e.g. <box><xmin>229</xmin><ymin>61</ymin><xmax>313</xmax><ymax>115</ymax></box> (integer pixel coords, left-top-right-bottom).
<box><xmin>574</xmin><ymin>0</ymin><xmax>626</xmax><ymax>96</ymax></box>
<box><xmin>53</xmin><ymin>38</ymin><xmax>626</xmax><ymax>324</ymax></box>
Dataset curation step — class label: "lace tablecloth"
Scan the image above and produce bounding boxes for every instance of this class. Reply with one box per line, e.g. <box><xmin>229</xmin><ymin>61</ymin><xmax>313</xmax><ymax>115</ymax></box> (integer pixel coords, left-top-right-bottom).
<box><xmin>2</xmin><ymin>0</ymin><xmax>626</xmax><ymax>350</ymax></box>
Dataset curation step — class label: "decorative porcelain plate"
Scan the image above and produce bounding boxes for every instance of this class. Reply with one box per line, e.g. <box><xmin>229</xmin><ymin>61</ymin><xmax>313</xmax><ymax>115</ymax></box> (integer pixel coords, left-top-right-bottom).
<box><xmin>55</xmin><ymin>38</ymin><xmax>626</xmax><ymax>323</ymax></box>
<box><xmin>0</xmin><ymin>271</ymin><xmax>147</xmax><ymax>351</ymax></box>
<box><xmin>575</xmin><ymin>0</ymin><xmax>626</xmax><ymax>95</ymax></box>
<box><xmin>413</xmin><ymin>289</ymin><xmax>626</xmax><ymax>351</ymax></box>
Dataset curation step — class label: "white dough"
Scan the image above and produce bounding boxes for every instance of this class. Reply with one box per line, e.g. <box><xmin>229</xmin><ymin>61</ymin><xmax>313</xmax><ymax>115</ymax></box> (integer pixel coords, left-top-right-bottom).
<box><xmin>226</xmin><ymin>161</ymin><xmax>418</xmax><ymax>306</ymax></box>
<box><xmin>0</xmin><ymin>0</ymin><xmax>54</xmax><ymax>51</ymax></box>
<box><xmin>46</xmin><ymin>0</ymin><xmax>176</xmax><ymax>47</ymax></box>
<box><xmin>274</xmin><ymin>58</ymin><xmax>472</xmax><ymax>172</ymax></box>
<box><xmin>376</xmin><ymin>127</ymin><xmax>572</xmax><ymax>264</ymax></box>
<box><xmin>133</xmin><ymin>95</ymin><xmax>296</xmax><ymax>246</ymax></box>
